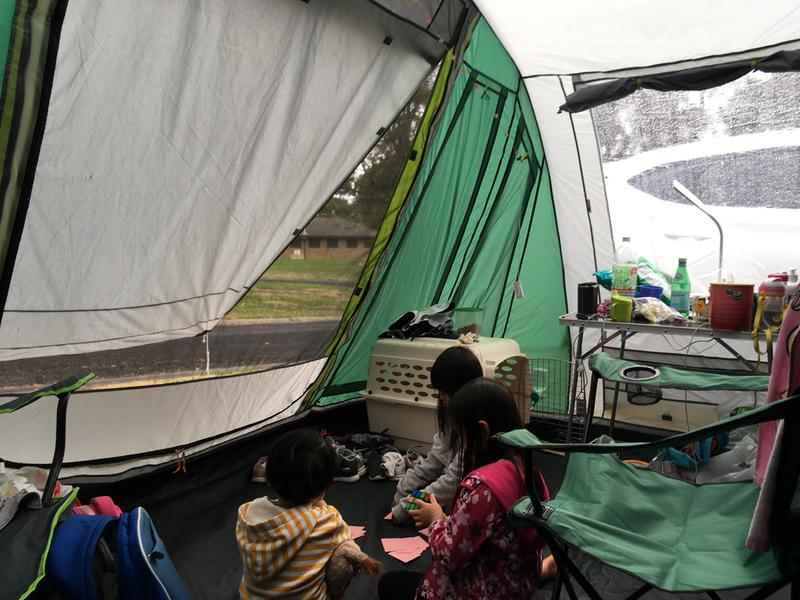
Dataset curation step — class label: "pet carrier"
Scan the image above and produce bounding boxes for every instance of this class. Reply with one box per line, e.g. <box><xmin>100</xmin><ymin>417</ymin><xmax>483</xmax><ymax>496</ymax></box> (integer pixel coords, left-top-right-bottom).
<box><xmin>364</xmin><ymin>337</ymin><xmax>522</xmax><ymax>447</ymax></box>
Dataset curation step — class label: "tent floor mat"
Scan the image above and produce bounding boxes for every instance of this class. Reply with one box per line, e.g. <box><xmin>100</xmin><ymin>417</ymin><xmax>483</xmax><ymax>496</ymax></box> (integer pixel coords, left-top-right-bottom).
<box><xmin>73</xmin><ymin>400</ymin><xmax>790</xmax><ymax>599</ymax></box>
<box><xmin>533</xmin><ymin>546</ymin><xmax>792</xmax><ymax>600</ymax></box>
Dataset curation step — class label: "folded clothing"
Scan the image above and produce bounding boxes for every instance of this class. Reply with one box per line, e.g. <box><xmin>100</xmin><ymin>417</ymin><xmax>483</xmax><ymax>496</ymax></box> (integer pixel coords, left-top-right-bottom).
<box><xmin>72</xmin><ymin>496</ymin><xmax>122</xmax><ymax>517</ymax></box>
<box><xmin>0</xmin><ymin>465</ymin><xmax>73</xmax><ymax>530</ymax></box>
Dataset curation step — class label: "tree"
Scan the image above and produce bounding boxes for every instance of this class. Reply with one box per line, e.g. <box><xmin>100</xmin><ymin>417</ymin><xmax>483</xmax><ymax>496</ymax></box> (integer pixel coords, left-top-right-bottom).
<box><xmin>318</xmin><ymin>71</ymin><xmax>436</xmax><ymax>230</ymax></box>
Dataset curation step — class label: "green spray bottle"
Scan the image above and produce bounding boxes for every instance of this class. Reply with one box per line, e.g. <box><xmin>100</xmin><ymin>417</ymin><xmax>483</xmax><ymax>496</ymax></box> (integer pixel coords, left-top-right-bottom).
<box><xmin>671</xmin><ymin>258</ymin><xmax>691</xmax><ymax>316</ymax></box>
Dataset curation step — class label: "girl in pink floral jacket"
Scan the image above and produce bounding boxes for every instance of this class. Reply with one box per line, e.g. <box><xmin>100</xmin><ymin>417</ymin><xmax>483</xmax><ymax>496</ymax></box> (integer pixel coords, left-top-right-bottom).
<box><xmin>378</xmin><ymin>378</ymin><xmax>554</xmax><ymax>600</ymax></box>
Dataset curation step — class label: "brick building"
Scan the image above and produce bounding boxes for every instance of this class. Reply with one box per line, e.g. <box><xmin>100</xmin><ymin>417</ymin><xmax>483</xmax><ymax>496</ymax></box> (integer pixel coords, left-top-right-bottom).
<box><xmin>282</xmin><ymin>216</ymin><xmax>376</xmax><ymax>260</ymax></box>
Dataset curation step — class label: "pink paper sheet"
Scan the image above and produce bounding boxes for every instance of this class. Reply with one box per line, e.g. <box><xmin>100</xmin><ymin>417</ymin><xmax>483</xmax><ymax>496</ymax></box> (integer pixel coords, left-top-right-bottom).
<box><xmin>384</xmin><ymin>511</ymin><xmax>393</xmax><ymax>521</ymax></box>
<box><xmin>381</xmin><ymin>536</ymin><xmax>429</xmax><ymax>563</ymax></box>
<box><xmin>388</xmin><ymin>549</ymin><xmax>425</xmax><ymax>564</ymax></box>
<box><xmin>349</xmin><ymin>525</ymin><xmax>366</xmax><ymax>540</ymax></box>
<box><xmin>418</xmin><ymin>524</ymin><xmax>432</xmax><ymax>538</ymax></box>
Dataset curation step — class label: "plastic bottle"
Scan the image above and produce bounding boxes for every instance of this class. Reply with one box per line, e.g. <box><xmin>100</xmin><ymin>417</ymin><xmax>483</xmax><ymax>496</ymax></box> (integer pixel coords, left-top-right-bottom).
<box><xmin>611</xmin><ymin>237</ymin><xmax>638</xmax><ymax>297</ymax></box>
<box><xmin>614</xmin><ymin>237</ymin><xmax>637</xmax><ymax>264</ymax></box>
<box><xmin>758</xmin><ymin>277</ymin><xmax>786</xmax><ymax>329</ymax></box>
<box><xmin>785</xmin><ymin>268</ymin><xmax>798</xmax><ymax>301</ymax></box>
<box><xmin>671</xmin><ymin>258</ymin><xmax>691</xmax><ymax>316</ymax></box>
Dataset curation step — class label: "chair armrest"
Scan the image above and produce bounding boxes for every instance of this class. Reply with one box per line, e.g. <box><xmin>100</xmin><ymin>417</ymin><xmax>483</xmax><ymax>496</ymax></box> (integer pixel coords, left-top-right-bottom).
<box><xmin>497</xmin><ymin>392</ymin><xmax>800</xmax><ymax>455</ymax></box>
<box><xmin>0</xmin><ymin>372</ymin><xmax>94</xmax><ymax>414</ymax></box>
<box><xmin>589</xmin><ymin>351</ymin><xmax>769</xmax><ymax>391</ymax></box>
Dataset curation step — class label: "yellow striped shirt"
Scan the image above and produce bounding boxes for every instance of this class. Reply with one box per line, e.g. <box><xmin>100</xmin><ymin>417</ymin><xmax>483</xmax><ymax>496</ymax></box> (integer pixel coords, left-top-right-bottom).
<box><xmin>236</xmin><ymin>497</ymin><xmax>350</xmax><ymax>600</ymax></box>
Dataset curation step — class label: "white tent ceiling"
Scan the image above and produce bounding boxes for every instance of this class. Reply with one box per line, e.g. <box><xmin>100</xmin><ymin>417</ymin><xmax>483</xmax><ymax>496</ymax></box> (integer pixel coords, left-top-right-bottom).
<box><xmin>476</xmin><ymin>1</ymin><xmax>800</xmax><ymax>77</ymax></box>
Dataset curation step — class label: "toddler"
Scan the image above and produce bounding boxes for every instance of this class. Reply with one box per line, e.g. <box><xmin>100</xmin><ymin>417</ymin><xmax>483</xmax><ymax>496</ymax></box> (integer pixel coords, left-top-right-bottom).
<box><xmin>236</xmin><ymin>429</ymin><xmax>381</xmax><ymax>599</ymax></box>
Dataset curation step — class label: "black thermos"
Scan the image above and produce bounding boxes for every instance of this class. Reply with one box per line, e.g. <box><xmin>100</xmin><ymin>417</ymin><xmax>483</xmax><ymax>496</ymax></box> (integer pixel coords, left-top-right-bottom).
<box><xmin>577</xmin><ymin>282</ymin><xmax>599</xmax><ymax>319</ymax></box>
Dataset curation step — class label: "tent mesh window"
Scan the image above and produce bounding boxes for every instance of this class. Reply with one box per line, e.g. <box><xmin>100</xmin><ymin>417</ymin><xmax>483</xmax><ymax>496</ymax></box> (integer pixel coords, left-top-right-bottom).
<box><xmin>527</xmin><ymin>357</ymin><xmax>587</xmax><ymax>442</ymax></box>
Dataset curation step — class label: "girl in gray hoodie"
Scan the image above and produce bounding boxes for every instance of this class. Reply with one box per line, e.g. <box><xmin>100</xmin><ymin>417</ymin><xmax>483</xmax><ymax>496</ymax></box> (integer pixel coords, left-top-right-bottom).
<box><xmin>390</xmin><ymin>345</ymin><xmax>483</xmax><ymax>524</ymax></box>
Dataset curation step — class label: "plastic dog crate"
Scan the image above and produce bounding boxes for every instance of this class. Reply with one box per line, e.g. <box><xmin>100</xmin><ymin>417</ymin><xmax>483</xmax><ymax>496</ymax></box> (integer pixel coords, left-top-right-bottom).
<box><xmin>364</xmin><ymin>337</ymin><xmax>523</xmax><ymax>448</ymax></box>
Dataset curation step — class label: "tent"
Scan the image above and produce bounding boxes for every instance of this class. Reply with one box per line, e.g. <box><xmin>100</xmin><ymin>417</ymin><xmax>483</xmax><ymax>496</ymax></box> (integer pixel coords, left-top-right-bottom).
<box><xmin>1</xmin><ymin>0</ymin><xmax>799</xmax><ymax>480</ymax></box>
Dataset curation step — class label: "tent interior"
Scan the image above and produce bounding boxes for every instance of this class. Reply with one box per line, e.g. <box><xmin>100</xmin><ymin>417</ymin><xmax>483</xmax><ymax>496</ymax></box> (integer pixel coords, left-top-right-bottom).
<box><xmin>0</xmin><ymin>0</ymin><xmax>798</xmax><ymax>598</ymax></box>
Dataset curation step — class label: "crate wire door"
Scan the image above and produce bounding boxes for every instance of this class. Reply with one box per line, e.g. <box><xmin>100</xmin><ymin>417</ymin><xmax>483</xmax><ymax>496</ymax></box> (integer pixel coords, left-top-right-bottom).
<box><xmin>531</xmin><ymin>357</ymin><xmax>587</xmax><ymax>442</ymax></box>
<box><xmin>494</xmin><ymin>356</ymin><xmax>587</xmax><ymax>442</ymax></box>
<box><xmin>494</xmin><ymin>356</ymin><xmax>531</xmax><ymax>425</ymax></box>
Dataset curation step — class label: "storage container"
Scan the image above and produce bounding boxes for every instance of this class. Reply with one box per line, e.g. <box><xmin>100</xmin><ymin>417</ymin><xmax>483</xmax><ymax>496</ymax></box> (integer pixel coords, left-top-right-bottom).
<box><xmin>709</xmin><ymin>283</ymin><xmax>754</xmax><ymax>331</ymax></box>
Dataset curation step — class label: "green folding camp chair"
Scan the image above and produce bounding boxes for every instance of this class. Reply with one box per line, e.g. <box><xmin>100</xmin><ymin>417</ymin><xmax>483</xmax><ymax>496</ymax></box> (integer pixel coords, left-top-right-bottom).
<box><xmin>581</xmin><ymin>351</ymin><xmax>770</xmax><ymax>442</ymax></box>
<box><xmin>0</xmin><ymin>372</ymin><xmax>94</xmax><ymax>599</ymax></box>
<box><xmin>498</xmin><ymin>395</ymin><xmax>800</xmax><ymax>599</ymax></box>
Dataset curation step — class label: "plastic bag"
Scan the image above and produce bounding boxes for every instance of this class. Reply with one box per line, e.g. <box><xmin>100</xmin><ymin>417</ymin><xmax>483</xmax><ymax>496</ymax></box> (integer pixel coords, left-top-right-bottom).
<box><xmin>695</xmin><ymin>434</ymin><xmax>757</xmax><ymax>484</ymax></box>
<box><xmin>594</xmin><ymin>269</ymin><xmax>612</xmax><ymax>291</ymax></box>
<box><xmin>632</xmin><ymin>297</ymin><xmax>686</xmax><ymax>324</ymax></box>
<box><xmin>636</xmin><ymin>257</ymin><xmax>671</xmax><ymax>303</ymax></box>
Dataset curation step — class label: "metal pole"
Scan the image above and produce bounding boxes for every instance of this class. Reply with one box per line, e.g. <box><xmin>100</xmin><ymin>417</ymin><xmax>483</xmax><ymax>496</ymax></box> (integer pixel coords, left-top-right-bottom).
<box><xmin>672</xmin><ymin>180</ymin><xmax>724</xmax><ymax>282</ymax></box>
<box><xmin>609</xmin><ymin>333</ymin><xmax>627</xmax><ymax>439</ymax></box>
<box><xmin>43</xmin><ymin>393</ymin><xmax>70</xmax><ymax>506</ymax></box>
<box><xmin>566</xmin><ymin>327</ymin><xmax>584</xmax><ymax>441</ymax></box>
<box><xmin>204</xmin><ymin>332</ymin><xmax>210</xmax><ymax>374</ymax></box>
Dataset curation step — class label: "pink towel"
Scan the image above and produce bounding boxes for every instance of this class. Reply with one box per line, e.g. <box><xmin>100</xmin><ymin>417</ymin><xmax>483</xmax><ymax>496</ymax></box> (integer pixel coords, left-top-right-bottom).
<box><xmin>748</xmin><ymin>292</ymin><xmax>800</xmax><ymax>550</ymax></box>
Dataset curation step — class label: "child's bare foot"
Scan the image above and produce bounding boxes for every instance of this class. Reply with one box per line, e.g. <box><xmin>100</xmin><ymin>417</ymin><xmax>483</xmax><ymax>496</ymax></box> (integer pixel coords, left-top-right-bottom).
<box><xmin>541</xmin><ymin>555</ymin><xmax>557</xmax><ymax>581</ymax></box>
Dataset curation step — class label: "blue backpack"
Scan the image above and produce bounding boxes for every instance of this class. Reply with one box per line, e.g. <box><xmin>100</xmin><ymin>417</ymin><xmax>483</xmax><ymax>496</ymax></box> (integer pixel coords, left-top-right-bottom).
<box><xmin>47</xmin><ymin>507</ymin><xmax>191</xmax><ymax>600</ymax></box>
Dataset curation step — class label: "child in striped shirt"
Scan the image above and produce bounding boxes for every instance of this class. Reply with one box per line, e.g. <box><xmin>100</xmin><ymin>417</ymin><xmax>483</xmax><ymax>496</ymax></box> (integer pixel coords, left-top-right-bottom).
<box><xmin>237</xmin><ymin>430</ymin><xmax>381</xmax><ymax>599</ymax></box>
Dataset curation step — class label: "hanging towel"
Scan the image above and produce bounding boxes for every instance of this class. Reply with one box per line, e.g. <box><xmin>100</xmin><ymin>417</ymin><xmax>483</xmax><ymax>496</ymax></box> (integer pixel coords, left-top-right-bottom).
<box><xmin>748</xmin><ymin>291</ymin><xmax>800</xmax><ymax>551</ymax></box>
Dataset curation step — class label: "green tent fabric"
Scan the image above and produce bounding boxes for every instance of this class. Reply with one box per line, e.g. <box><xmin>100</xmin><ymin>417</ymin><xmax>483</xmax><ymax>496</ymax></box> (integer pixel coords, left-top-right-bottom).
<box><xmin>0</xmin><ymin>0</ymin><xmax>66</xmax><ymax>324</ymax></box>
<box><xmin>302</xmin><ymin>49</ymin><xmax>456</xmax><ymax>406</ymax></box>
<box><xmin>590</xmin><ymin>351</ymin><xmax>770</xmax><ymax>391</ymax></box>
<box><xmin>509</xmin><ymin>454</ymin><xmax>782</xmax><ymax>592</ymax></box>
<box><xmin>309</xmin><ymin>17</ymin><xmax>569</xmax><ymax>406</ymax></box>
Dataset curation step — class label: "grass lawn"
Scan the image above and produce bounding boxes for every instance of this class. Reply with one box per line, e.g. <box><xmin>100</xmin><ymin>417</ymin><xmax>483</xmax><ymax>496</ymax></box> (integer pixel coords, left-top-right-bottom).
<box><xmin>226</xmin><ymin>280</ymin><xmax>352</xmax><ymax>319</ymax></box>
<box><xmin>226</xmin><ymin>259</ymin><xmax>363</xmax><ymax>320</ymax></box>
<box><xmin>263</xmin><ymin>258</ymin><xmax>364</xmax><ymax>283</ymax></box>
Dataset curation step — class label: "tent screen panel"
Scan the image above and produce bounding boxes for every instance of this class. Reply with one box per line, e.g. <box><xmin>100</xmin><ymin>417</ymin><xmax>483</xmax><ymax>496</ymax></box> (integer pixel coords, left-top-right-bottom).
<box><xmin>592</xmin><ymin>71</ymin><xmax>800</xmax><ymax>287</ymax></box>
<box><xmin>0</xmin><ymin>0</ymin><xmax>456</xmax><ymax>370</ymax></box>
<box><xmin>0</xmin><ymin>57</ymin><xmax>439</xmax><ymax>396</ymax></box>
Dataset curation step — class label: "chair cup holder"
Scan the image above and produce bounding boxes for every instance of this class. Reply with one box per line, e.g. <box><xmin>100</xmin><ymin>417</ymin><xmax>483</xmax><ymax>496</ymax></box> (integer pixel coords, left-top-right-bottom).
<box><xmin>618</xmin><ymin>365</ymin><xmax>662</xmax><ymax>406</ymax></box>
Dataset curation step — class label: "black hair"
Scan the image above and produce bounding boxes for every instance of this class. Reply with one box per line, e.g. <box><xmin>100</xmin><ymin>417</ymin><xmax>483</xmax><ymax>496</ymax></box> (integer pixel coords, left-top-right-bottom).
<box><xmin>266</xmin><ymin>429</ymin><xmax>334</xmax><ymax>506</ymax></box>
<box><xmin>430</xmin><ymin>346</ymin><xmax>483</xmax><ymax>433</ymax></box>
<box><xmin>447</xmin><ymin>378</ymin><xmax>524</xmax><ymax>479</ymax></box>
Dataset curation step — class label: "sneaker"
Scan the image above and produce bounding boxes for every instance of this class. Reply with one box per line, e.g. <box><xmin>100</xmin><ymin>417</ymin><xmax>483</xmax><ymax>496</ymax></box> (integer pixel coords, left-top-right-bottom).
<box><xmin>381</xmin><ymin>451</ymin><xmax>406</xmax><ymax>480</ymax></box>
<box><xmin>355</xmin><ymin>451</ymin><xmax>367</xmax><ymax>478</ymax></box>
<box><xmin>403</xmin><ymin>446</ymin><xmax>425</xmax><ymax>470</ymax></box>
<box><xmin>349</xmin><ymin>432</ymin><xmax>394</xmax><ymax>450</ymax></box>
<box><xmin>365</xmin><ymin>443</ymin><xmax>400</xmax><ymax>481</ymax></box>
<box><xmin>251</xmin><ymin>456</ymin><xmax>267</xmax><ymax>483</ymax></box>
<box><xmin>333</xmin><ymin>447</ymin><xmax>362</xmax><ymax>483</ymax></box>
<box><xmin>366</xmin><ymin>447</ymin><xmax>386</xmax><ymax>481</ymax></box>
